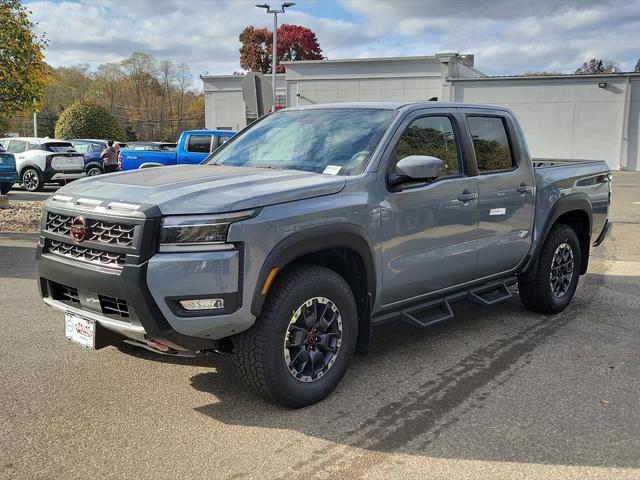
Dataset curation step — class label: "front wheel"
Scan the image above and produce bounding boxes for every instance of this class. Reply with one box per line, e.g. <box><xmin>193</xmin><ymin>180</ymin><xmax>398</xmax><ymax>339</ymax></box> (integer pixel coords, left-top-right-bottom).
<box><xmin>21</xmin><ymin>168</ymin><xmax>43</xmax><ymax>192</ymax></box>
<box><xmin>86</xmin><ymin>166</ymin><xmax>102</xmax><ymax>177</ymax></box>
<box><xmin>518</xmin><ymin>224</ymin><xmax>581</xmax><ymax>314</ymax></box>
<box><xmin>233</xmin><ymin>265</ymin><xmax>358</xmax><ymax>408</ymax></box>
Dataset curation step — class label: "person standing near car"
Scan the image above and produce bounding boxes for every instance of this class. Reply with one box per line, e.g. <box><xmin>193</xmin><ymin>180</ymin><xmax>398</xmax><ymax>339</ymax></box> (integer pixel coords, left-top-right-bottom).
<box><xmin>100</xmin><ymin>140</ymin><xmax>119</xmax><ymax>174</ymax></box>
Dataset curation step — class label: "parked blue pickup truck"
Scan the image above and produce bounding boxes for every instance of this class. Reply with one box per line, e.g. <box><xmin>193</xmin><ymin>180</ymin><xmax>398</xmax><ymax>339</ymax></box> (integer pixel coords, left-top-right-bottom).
<box><xmin>0</xmin><ymin>145</ymin><xmax>19</xmax><ymax>194</ymax></box>
<box><xmin>119</xmin><ymin>130</ymin><xmax>235</xmax><ymax>170</ymax></box>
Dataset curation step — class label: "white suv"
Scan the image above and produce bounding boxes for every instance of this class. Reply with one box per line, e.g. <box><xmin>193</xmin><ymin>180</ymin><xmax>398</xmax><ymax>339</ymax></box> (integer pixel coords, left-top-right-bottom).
<box><xmin>0</xmin><ymin>137</ymin><xmax>86</xmax><ymax>191</ymax></box>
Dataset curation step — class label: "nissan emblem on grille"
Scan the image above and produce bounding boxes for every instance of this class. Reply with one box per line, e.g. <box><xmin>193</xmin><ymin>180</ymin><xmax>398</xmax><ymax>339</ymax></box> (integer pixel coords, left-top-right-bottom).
<box><xmin>70</xmin><ymin>216</ymin><xmax>87</xmax><ymax>243</ymax></box>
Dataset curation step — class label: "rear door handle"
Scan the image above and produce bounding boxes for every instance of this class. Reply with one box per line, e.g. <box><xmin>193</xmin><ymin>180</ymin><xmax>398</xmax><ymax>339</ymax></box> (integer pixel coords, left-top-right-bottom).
<box><xmin>458</xmin><ymin>192</ymin><xmax>478</xmax><ymax>203</ymax></box>
<box><xmin>517</xmin><ymin>185</ymin><xmax>533</xmax><ymax>194</ymax></box>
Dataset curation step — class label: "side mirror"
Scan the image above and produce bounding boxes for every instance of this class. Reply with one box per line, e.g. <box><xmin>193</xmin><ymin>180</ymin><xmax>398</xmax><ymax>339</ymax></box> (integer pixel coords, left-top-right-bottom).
<box><xmin>389</xmin><ymin>155</ymin><xmax>443</xmax><ymax>188</ymax></box>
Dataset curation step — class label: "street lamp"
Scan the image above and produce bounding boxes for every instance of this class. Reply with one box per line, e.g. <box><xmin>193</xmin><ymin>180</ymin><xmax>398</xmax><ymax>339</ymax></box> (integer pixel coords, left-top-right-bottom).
<box><xmin>255</xmin><ymin>2</ymin><xmax>295</xmax><ymax>109</ymax></box>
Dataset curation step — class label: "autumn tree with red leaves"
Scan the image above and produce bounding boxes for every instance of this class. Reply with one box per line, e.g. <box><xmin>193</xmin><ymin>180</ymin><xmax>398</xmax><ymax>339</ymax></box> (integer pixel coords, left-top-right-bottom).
<box><xmin>239</xmin><ymin>24</ymin><xmax>323</xmax><ymax>74</ymax></box>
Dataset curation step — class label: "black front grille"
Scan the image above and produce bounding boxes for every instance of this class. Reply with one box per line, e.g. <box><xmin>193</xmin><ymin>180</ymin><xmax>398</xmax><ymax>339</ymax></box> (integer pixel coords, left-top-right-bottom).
<box><xmin>99</xmin><ymin>295</ymin><xmax>130</xmax><ymax>319</ymax></box>
<box><xmin>48</xmin><ymin>281</ymin><xmax>131</xmax><ymax>322</ymax></box>
<box><xmin>47</xmin><ymin>240</ymin><xmax>125</xmax><ymax>267</ymax></box>
<box><xmin>46</xmin><ymin>213</ymin><xmax>136</xmax><ymax>247</ymax></box>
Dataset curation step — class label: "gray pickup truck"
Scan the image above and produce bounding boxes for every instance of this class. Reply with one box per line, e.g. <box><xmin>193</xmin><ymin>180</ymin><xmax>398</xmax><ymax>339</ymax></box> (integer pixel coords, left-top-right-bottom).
<box><xmin>36</xmin><ymin>102</ymin><xmax>611</xmax><ymax>407</ymax></box>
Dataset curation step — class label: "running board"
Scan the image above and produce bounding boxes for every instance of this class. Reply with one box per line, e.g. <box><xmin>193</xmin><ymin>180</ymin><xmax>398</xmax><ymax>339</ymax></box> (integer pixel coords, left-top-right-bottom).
<box><xmin>401</xmin><ymin>298</ymin><xmax>454</xmax><ymax>329</ymax></box>
<box><xmin>468</xmin><ymin>280</ymin><xmax>513</xmax><ymax>306</ymax></box>
<box><xmin>372</xmin><ymin>276</ymin><xmax>518</xmax><ymax>328</ymax></box>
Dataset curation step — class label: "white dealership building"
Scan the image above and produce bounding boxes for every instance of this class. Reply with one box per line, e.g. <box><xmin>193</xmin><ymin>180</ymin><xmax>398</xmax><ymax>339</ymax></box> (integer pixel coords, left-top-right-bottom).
<box><xmin>201</xmin><ymin>53</ymin><xmax>640</xmax><ymax>171</ymax></box>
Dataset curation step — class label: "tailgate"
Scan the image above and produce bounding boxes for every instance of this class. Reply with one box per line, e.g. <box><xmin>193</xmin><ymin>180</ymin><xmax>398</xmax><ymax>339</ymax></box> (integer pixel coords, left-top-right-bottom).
<box><xmin>50</xmin><ymin>153</ymin><xmax>84</xmax><ymax>170</ymax></box>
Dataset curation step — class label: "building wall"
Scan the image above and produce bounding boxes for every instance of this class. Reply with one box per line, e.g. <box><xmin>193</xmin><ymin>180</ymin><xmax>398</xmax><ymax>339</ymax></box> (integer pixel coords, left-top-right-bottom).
<box><xmin>283</xmin><ymin>56</ymin><xmax>460</xmax><ymax>107</ymax></box>
<box><xmin>287</xmin><ymin>77</ymin><xmax>443</xmax><ymax>106</ymax></box>
<box><xmin>452</xmin><ymin>75</ymin><xmax>640</xmax><ymax>171</ymax></box>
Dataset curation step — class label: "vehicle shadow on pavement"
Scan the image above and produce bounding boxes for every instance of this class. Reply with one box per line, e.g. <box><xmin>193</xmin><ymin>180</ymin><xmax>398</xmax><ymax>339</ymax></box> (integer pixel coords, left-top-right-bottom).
<box><xmin>187</xmin><ymin>291</ymin><xmax>640</xmax><ymax>470</ymax></box>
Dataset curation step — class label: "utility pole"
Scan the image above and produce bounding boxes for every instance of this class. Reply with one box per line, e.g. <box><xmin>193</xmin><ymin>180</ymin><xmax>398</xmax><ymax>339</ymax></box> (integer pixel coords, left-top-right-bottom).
<box><xmin>255</xmin><ymin>2</ymin><xmax>295</xmax><ymax>110</ymax></box>
<box><xmin>33</xmin><ymin>99</ymin><xmax>38</xmax><ymax>137</ymax></box>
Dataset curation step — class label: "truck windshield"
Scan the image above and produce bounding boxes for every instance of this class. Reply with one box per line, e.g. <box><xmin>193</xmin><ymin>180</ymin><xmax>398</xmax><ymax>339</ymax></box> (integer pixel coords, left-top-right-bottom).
<box><xmin>205</xmin><ymin>109</ymin><xmax>396</xmax><ymax>175</ymax></box>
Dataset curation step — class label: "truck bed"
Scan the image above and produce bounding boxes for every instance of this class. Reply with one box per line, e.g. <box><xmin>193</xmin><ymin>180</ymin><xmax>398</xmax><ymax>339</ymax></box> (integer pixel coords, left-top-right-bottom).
<box><xmin>532</xmin><ymin>157</ymin><xmax>610</xmax><ymax>243</ymax></box>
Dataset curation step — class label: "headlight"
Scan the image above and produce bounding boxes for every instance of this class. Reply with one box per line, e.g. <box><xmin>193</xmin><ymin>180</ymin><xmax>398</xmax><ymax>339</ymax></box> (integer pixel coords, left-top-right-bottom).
<box><xmin>159</xmin><ymin>210</ymin><xmax>257</xmax><ymax>252</ymax></box>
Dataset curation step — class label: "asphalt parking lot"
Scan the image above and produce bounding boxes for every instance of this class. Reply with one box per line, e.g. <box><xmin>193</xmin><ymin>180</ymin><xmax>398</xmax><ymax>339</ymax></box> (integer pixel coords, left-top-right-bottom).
<box><xmin>1</xmin><ymin>173</ymin><xmax>639</xmax><ymax>480</ymax></box>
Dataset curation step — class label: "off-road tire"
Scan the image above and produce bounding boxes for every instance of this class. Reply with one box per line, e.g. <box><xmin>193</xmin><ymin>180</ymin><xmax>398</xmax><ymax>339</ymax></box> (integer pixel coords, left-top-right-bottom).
<box><xmin>21</xmin><ymin>168</ymin><xmax>44</xmax><ymax>192</ymax></box>
<box><xmin>518</xmin><ymin>224</ymin><xmax>581</xmax><ymax>314</ymax></box>
<box><xmin>232</xmin><ymin>265</ymin><xmax>358</xmax><ymax>408</ymax></box>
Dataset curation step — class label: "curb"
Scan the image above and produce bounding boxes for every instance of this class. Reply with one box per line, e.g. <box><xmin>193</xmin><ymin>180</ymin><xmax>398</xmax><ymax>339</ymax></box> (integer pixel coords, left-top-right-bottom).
<box><xmin>0</xmin><ymin>232</ymin><xmax>40</xmax><ymax>241</ymax></box>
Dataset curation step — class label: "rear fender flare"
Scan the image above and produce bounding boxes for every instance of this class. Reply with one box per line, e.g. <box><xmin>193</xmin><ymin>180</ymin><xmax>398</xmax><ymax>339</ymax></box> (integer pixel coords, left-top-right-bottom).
<box><xmin>521</xmin><ymin>193</ymin><xmax>593</xmax><ymax>279</ymax></box>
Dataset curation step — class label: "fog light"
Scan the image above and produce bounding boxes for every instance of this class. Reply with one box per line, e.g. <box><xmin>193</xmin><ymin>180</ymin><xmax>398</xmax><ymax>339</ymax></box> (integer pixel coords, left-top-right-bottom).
<box><xmin>179</xmin><ymin>298</ymin><xmax>225</xmax><ymax>310</ymax></box>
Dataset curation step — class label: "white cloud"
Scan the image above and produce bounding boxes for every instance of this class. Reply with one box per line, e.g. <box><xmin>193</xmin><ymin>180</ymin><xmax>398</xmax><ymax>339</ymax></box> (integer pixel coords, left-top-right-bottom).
<box><xmin>26</xmin><ymin>0</ymin><xmax>640</xmax><ymax>80</ymax></box>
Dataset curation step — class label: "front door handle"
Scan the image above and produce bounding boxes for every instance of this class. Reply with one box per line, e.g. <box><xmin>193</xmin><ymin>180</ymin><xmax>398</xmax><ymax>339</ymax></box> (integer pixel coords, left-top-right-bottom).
<box><xmin>458</xmin><ymin>191</ymin><xmax>478</xmax><ymax>203</ymax></box>
<box><xmin>517</xmin><ymin>184</ymin><xmax>533</xmax><ymax>194</ymax></box>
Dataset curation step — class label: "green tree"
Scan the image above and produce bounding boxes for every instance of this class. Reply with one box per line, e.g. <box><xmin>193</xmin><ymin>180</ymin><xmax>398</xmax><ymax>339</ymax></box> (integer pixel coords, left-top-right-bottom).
<box><xmin>635</xmin><ymin>59</ymin><xmax>640</xmax><ymax>73</ymax></box>
<box><xmin>55</xmin><ymin>99</ymin><xmax>124</xmax><ymax>140</ymax></box>
<box><xmin>0</xmin><ymin>0</ymin><xmax>48</xmax><ymax>115</ymax></box>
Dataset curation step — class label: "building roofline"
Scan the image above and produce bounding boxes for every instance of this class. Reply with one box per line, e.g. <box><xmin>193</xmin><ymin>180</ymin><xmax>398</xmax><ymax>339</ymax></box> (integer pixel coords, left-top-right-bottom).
<box><xmin>200</xmin><ymin>73</ymin><xmax>285</xmax><ymax>80</ymax></box>
<box><xmin>450</xmin><ymin>72</ymin><xmax>640</xmax><ymax>81</ymax></box>
<box><xmin>281</xmin><ymin>55</ymin><xmax>440</xmax><ymax>66</ymax></box>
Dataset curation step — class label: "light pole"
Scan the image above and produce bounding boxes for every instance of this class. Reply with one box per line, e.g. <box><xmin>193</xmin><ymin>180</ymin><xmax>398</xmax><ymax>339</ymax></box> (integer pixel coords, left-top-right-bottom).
<box><xmin>255</xmin><ymin>2</ymin><xmax>295</xmax><ymax>109</ymax></box>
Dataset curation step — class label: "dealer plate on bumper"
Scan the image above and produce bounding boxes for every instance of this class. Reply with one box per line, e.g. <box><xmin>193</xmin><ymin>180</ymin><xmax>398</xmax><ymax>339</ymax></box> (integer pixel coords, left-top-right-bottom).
<box><xmin>65</xmin><ymin>311</ymin><xmax>95</xmax><ymax>349</ymax></box>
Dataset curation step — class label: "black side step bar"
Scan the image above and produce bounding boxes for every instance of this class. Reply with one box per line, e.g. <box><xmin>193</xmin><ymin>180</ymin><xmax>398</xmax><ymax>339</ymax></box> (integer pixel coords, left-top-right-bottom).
<box><xmin>468</xmin><ymin>280</ymin><xmax>513</xmax><ymax>306</ymax></box>
<box><xmin>401</xmin><ymin>299</ymin><xmax>454</xmax><ymax>329</ymax></box>
<box><xmin>373</xmin><ymin>276</ymin><xmax>518</xmax><ymax>329</ymax></box>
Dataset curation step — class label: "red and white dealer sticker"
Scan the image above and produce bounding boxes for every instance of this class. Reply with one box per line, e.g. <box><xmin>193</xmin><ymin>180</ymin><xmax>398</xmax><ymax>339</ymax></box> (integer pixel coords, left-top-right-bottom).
<box><xmin>64</xmin><ymin>312</ymin><xmax>96</xmax><ymax>349</ymax></box>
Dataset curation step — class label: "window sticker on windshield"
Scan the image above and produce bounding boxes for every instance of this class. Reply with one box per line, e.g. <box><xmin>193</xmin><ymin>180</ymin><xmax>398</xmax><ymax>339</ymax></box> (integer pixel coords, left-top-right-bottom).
<box><xmin>323</xmin><ymin>165</ymin><xmax>341</xmax><ymax>175</ymax></box>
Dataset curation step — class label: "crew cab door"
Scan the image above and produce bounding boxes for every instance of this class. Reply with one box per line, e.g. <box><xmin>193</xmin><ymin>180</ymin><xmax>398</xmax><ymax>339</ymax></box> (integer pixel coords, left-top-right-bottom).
<box><xmin>380</xmin><ymin>110</ymin><xmax>479</xmax><ymax>306</ymax></box>
<box><xmin>461</xmin><ymin>110</ymin><xmax>535</xmax><ymax>277</ymax></box>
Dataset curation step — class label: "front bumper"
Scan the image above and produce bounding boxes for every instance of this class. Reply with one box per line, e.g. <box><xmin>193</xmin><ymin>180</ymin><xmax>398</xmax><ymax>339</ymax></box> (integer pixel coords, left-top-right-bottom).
<box><xmin>36</xmin><ymin>245</ymin><xmax>249</xmax><ymax>351</ymax></box>
<box><xmin>36</xmin><ymin>202</ymin><xmax>256</xmax><ymax>352</ymax></box>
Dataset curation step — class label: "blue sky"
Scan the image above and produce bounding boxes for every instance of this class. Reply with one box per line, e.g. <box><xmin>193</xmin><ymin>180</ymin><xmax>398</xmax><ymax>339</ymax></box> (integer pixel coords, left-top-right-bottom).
<box><xmin>26</xmin><ymin>0</ymin><xmax>640</xmax><ymax>86</ymax></box>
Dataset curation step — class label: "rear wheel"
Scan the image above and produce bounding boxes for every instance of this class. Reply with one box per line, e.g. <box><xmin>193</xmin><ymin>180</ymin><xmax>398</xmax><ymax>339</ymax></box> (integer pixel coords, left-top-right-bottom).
<box><xmin>518</xmin><ymin>224</ymin><xmax>581</xmax><ymax>314</ymax></box>
<box><xmin>22</xmin><ymin>168</ymin><xmax>43</xmax><ymax>192</ymax></box>
<box><xmin>233</xmin><ymin>265</ymin><xmax>358</xmax><ymax>408</ymax></box>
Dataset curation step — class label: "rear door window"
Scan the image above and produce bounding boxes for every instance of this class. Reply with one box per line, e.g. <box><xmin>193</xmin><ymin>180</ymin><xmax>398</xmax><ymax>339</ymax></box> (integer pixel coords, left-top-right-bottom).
<box><xmin>467</xmin><ymin>116</ymin><xmax>514</xmax><ymax>173</ymax></box>
<box><xmin>186</xmin><ymin>135</ymin><xmax>212</xmax><ymax>153</ymax></box>
<box><xmin>73</xmin><ymin>142</ymin><xmax>91</xmax><ymax>154</ymax></box>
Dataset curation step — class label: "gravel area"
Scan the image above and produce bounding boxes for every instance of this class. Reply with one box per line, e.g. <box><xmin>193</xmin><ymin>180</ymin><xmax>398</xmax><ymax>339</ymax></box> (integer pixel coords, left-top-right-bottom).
<box><xmin>0</xmin><ymin>200</ymin><xmax>44</xmax><ymax>232</ymax></box>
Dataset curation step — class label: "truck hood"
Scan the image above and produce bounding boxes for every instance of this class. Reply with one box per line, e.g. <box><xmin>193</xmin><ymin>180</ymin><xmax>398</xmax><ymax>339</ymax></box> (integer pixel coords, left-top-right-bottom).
<box><xmin>56</xmin><ymin>164</ymin><xmax>347</xmax><ymax>215</ymax></box>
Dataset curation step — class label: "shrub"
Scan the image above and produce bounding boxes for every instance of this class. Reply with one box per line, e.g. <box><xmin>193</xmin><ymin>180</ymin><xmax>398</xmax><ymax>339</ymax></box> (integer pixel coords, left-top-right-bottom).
<box><xmin>54</xmin><ymin>100</ymin><xmax>124</xmax><ymax>140</ymax></box>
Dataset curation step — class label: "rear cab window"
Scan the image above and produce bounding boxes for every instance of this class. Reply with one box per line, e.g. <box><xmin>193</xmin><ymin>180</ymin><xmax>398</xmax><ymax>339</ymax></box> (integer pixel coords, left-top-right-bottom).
<box><xmin>467</xmin><ymin>116</ymin><xmax>515</xmax><ymax>173</ymax></box>
<box><xmin>186</xmin><ymin>135</ymin><xmax>212</xmax><ymax>153</ymax></box>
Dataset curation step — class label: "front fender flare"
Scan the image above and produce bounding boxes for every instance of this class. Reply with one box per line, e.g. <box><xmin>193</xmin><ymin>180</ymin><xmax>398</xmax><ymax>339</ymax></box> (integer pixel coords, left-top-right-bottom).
<box><xmin>250</xmin><ymin>224</ymin><xmax>377</xmax><ymax>317</ymax></box>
